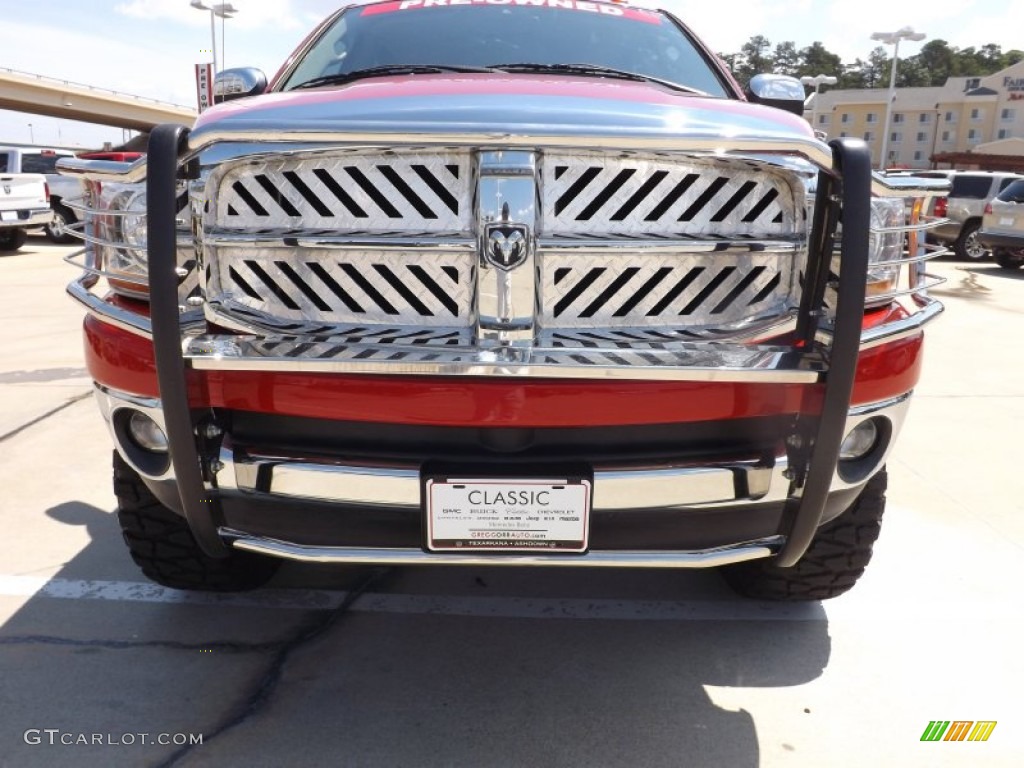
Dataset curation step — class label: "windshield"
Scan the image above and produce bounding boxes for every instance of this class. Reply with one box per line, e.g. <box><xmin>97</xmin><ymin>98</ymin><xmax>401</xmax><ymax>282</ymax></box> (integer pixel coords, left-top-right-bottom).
<box><xmin>997</xmin><ymin>179</ymin><xmax>1024</xmax><ymax>203</ymax></box>
<box><xmin>279</xmin><ymin>1</ymin><xmax>730</xmax><ymax>97</ymax></box>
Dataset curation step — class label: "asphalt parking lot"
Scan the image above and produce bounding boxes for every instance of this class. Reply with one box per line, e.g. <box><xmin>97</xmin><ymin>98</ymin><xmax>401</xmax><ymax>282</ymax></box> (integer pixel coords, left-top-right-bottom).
<box><xmin>1</xmin><ymin>235</ymin><xmax>1022</xmax><ymax>767</ymax></box>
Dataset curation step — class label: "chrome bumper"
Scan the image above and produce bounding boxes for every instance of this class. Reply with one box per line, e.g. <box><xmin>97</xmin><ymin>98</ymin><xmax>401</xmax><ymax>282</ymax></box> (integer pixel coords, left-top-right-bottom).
<box><xmin>95</xmin><ymin>384</ymin><xmax>910</xmax><ymax>569</ymax></box>
<box><xmin>223</xmin><ymin>533</ymin><xmax>784</xmax><ymax>569</ymax></box>
<box><xmin>216</xmin><ymin>444</ymin><xmax>791</xmax><ymax>512</ymax></box>
<box><xmin>1</xmin><ymin>208</ymin><xmax>52</xmax><ymax>228</ymax></box>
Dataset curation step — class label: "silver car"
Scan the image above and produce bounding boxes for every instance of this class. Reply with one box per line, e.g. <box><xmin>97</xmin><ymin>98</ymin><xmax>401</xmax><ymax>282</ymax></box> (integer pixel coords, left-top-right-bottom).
<box><xmin>979</xmin><ymin>178</ymin><xmax>1024</xmax><ymax>270</ymax></box>
<box><xmin>921</xmin><ymin>170</ymin><xmax>1023</xmax><ymax>260</ymax></box>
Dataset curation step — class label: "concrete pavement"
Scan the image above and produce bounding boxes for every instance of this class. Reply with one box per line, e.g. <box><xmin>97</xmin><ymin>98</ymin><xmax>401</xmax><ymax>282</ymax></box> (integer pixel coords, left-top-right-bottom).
<box><xmin>0</xmin><ymin>238</ymin><xmax>1021</xmax><ymax>767</ymax></box>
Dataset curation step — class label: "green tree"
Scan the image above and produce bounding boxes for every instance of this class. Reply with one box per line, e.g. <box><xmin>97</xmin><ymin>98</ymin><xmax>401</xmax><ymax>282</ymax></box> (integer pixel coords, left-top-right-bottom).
<box><xmin>864</xmin><ymin>47</ymin><xmax>889</xmax><ymax>88</ymax></box>
<box><xmin>840</xmin><ymin>59</ymin><xmax>870</xmax><ymax>89</ymax></box>
<box><xmin>773</xmin><ymin>41</ymin><xmax>800</xmax><ymax>76</ymax></box>
<box><xmin>915</xmin><ymin>40</ymin><xmax>956</xmax><ymax>86</ymax></box>
<box><xmin>797</xmin><ymin>42</ymin><xmax>843</xmax><ymax>80</ymax></box>
<box><xmin>734</xmin><ymin>35</ymin><xmax>773</xmax><ymax>83</ymax></box>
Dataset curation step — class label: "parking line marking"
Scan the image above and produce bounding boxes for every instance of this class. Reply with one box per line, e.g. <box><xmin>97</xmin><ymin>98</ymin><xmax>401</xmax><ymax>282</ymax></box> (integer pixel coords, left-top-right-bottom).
<box><xmin>2</xmin><ymin>574</ymin><xmax>1014</xmax><ymax>622</ymax></box>
<box><xmin>0</xmin><ymin>574</ymin><xmax>828</xmax><ymax>621</ymax></box>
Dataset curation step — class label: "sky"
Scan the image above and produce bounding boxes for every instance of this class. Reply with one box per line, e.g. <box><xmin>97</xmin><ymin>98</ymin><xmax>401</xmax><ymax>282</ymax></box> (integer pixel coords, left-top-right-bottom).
<box><xmin>1</xmin><ymin>0</ymin><xmax>1021</xmax><ymax>149</ymax></box>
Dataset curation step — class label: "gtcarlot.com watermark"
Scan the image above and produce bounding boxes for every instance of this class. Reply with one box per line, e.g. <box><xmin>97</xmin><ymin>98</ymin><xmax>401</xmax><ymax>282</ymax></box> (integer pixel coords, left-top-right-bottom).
<box><xmin>24</xmin><ymin>729</ymin><xmax>202</xmax><ymax>747</ymax></box>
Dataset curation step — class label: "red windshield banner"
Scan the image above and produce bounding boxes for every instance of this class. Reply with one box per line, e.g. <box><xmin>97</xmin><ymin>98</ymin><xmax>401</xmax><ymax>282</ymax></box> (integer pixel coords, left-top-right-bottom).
<box><xmin>361</xmin><ymin>0</ymin><xmax>663</xmax><ymax>25</ymax></box>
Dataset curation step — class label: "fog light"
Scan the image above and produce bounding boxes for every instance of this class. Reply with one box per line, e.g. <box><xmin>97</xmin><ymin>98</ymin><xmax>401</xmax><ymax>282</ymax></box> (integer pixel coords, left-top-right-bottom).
<box><xmin>128</xmin><ymin>411</ymin><xmax>168</xmax><ymax>453</ymax></box>
<box><xmin>839</xmin><ymin>420</ymin><xmax>879</xmax><ymax>461</ymax></box>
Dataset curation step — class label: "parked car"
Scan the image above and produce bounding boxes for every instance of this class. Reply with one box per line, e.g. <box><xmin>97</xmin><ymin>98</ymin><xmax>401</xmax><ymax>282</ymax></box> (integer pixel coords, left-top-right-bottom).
<box><xmin>979</xmin><ymin>178</ymin><xmax>1024</xmax><ymax>270</ymax></box>
<box><xmin>0</xmin><ymin>172</ymin><xmax>52</xmax><ymax>252</ymax></box>
<box><xmin>919</xmin><ymin>170</ymin><xmax>1023</xmax><ymax>260</ymax></box>
<box><xmin>60</xmin><ymin>0</ymin><xmax>947</xmax><ymax>600</ymax></box>
<box><xmin>0</xmin><ymin>147</ymin><xmax>80</xmax><ymax>243</ymax></box>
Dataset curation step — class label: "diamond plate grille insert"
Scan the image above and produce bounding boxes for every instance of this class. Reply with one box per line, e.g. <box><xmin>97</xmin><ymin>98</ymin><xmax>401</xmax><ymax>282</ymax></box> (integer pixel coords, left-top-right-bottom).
<box><xmin>211</xmin><ymin>247</ymin><xmax>475</xmax><ymax>329</ymax></box>
<box><xmin>213</xmin><ymin>151</ymin><xmax>472</xmax><ymax>233</ymax></box>
<box><xmin>186</xmin><ymin>335</ymin><xmax>797</xmax><ymax>374</ymax></box>
<box><xmin>540</xmin><ymin>250</ymin><xmax>797</xmax><ymax>329</ymax></box>
<box><xmin>541</xmin><ymin>153</ymin><xmax>802</xmax><ymax>238</ymax></box>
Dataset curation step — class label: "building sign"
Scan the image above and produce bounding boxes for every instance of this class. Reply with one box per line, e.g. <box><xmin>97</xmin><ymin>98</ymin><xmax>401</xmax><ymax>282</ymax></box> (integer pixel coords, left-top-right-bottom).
<box><xmin>195</xmin><ymin>64</ymin><xmax>213</xmax><ymax>112</ymax></box>
<box><xmin>1005</xmin><ymin>76</ymin><xmax>1024</xmax><ymax>101</ymax></box>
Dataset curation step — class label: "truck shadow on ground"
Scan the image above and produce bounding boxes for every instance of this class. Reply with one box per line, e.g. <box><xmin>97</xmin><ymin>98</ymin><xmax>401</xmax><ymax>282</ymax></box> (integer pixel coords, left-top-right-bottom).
<box><xmin>0</xmin><ymin>501</ymin><xmax>831</xmax><ymax>768</ymax></box>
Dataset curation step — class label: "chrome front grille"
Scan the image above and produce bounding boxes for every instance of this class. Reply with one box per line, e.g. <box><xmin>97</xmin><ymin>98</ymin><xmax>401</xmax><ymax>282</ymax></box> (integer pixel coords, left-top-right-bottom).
<box><xmin>209</xmin><ymin>247</ymin><xmax>475</xmax><ymax>331</ymax></box>
<box><xmin>540</xmin><ymin>153</ymin><xmax>800</xmax><ymax>238</ymax></box>
<box><xmin>538</xmin><ymin>247</ymin><xmax>796</xmax><ymax>331</ymax></box>
<box><xmin>214</xmin><ymin>151</ymin><xmax>473</xmax><ymax>233</ymax></box>
<box><xmin>202</xmin><ymin>147</ymin><xmax>808</xmax><ymax>339</ymax></box>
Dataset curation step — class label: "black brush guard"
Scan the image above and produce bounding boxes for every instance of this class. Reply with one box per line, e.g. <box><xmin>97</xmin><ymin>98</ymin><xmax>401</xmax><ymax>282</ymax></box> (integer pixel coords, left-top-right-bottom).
<box><xmin>146</xmin><ymin>124</ymin><xmax>871</xmax><ymax>565</ymax></box>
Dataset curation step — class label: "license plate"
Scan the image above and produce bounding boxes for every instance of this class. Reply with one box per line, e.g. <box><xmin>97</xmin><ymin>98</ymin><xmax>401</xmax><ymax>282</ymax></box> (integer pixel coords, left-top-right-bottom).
<box><xmin>426</xmin><ymin>478</ymin><xmax>591</xmax><ymax>553</ymax></box>
<box><xmin>0</xmin><ymin>211</ymin><xmax>16</xmax><ymax>221</ymax></box>
<box><xmin>999</xmin><ymin>217</ymin><xmax>1015</xmax><ymax>227</ymax></box>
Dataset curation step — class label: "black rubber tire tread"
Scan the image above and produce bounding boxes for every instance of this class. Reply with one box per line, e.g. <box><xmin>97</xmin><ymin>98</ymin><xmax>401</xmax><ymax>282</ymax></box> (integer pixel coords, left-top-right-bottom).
<box><xmin>45</xmin><ymin>205</ymin><xmax>77</xmax><ymax>244</ymax></box>
<box><xmin>995</xmin><ymin>250</ymin><xmax>1024</xmax><ymax>270</ymax></box>
<box><xmin>953</xmin><ymin>220</ymin><xmax>985</xmax><ymax>260</ymax></box>
<box><xmin>113</xmin><ymin>452</ymin><xmax>279</xmax><ymax>591</ymax></box>
<box><xmin>722</xmin><ymin>469</ymin><xmax>887</xmax><ymax>601</ymax></box>
<box><xmin>0</xmin><ymin>228</ymin><xmax>27</xmax><ymax>252</ymax></box>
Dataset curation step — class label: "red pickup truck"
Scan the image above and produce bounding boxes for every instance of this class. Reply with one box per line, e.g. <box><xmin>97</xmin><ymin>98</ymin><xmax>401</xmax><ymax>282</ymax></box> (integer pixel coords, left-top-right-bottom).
<box><xmin>61</xmin><ymin>0</ymin><xmax>947</xmax><ymax>599</ymax></box>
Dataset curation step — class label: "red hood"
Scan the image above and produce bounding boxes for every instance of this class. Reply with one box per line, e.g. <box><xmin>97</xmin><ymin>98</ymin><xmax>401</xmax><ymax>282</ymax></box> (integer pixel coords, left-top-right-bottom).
<box><xmin>191</xmin><ymin>73</ymin><xmax>815</xmax><ymax>147</ymax></box>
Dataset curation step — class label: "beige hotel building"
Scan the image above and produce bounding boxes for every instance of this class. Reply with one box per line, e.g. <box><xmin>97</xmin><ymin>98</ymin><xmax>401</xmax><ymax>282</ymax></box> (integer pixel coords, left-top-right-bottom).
<box><xmin>806</xmin><ymin>59</ymin><xmax>1024</xmax><ymax>170</ymax></box>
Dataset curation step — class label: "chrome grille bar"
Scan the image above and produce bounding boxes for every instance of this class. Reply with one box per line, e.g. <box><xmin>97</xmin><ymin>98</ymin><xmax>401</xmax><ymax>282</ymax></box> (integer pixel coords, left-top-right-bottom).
<box><xmin>538</xmin><ymin>248</ymin><xmax>797</xmax><ymax>329</ymax></box>
<box><xmin>209</xmin><ymin>246</ymin><xmax>476</xmax><ymax>329</ymax></box>
<box><xmin>539</xmin><ymin>152</ymin><xmax>803</xmax><ymax>238</ymax></box>
<box><xmin>212</xmin><ymin>151</ymin><xmax>473</xmax><ymax>233</ymax></box>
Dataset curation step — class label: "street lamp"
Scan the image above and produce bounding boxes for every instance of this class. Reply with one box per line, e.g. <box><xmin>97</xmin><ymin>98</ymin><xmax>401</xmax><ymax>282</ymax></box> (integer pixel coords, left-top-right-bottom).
<box><xmin>189</xmin><ymin>0</ymin><xmax>238</xmax><ymax>76</ymax></box>
<box><xmin>871</xmin><ymin>26</ymin><xmax>926</xmax><ymax>169</ymax></box>
<box><xmin>800</xmin><ymin>74</ymin><xmax>838</xmax><ymax>132</ymax></box>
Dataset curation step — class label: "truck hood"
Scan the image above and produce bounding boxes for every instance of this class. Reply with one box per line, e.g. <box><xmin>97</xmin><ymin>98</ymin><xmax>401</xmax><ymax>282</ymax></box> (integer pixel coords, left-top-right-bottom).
<box><xmin>189</xmin><ymin>74</ymin><xmax>817</xmax><ymax>152</ymax></box>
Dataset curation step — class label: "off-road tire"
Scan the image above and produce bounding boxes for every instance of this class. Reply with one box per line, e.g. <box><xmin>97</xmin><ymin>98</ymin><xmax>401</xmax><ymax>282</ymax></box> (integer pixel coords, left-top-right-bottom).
<box><xmin>721</xmin><ymin>470</ymin><xmax>887</xmax><ymax>601</ymax></box>
<box><xmin>45</xmin><ymin>205</ymin><xmax>77</xmax><ymax>244</ymax></box>
<box><xmin>954</xmin><ymin>220</ymin><xmax>986</xmax><ymax>260</ymax></box>
<box><xmin>113</xmin><ymin>452</ymin><xmax>279</xmax><ymax>591</ymax></box>
<box><xmin>0</xmin><ymin>228</ymin><xmax>27</xmax><ymax>252</ymax></box>
<box><xmin>995</xmin><ymin>250</ymin><xmax>1024</xmax><ymax>270</ymax></box>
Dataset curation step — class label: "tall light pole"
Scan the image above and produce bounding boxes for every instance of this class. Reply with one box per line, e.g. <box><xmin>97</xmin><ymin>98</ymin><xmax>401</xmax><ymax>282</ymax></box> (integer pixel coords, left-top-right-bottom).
<box><xmin>871</xmin><ymin>26</ymin><xmax>926</xmax><ymax>169</ymax></box>
<box><xmin>189</xmin><ymin>0</ymin><xmax>238</xmax><ymax>76</ymax></box>
<box><xmin>800</xmin><ymin>74</ymin><xmax>838</xmax><ymax>133</ymax></box>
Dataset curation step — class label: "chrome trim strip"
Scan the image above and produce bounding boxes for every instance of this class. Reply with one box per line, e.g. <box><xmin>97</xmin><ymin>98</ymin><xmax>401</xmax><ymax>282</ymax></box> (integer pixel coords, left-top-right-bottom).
<box><xmin>187</xmin><ymin>132</ymin><xmax>836</xmax><ymax>172</ymax></box>
<box><xmin>67</xmin><ymin>274</ymin><xmax>153</xmax><ymax>338</ymax></box>
<box><xmin>849</xmin><ymin>392</ymin><xmax>912</xmax><ymax>417</ymax></box>
<box><xmin>857</xmin><ymin>296</ymin><xmax>944</xmax><ymax>350</ymax></box>
<box><xmin>871</xmin><ymin>175</ymin><xmax>950</xmax><ymax>198</ymax></box>
<box><xmin>217</xmin><ymin>446</ymin><xmax>792</xmax><ymax>511</ymax></box>
<box><xmin>538</xmin><ymin>238</ymin><xmax>803</xmax><ymax>254</ymax></box>
<box><xmin>57</xmin><ymin>157</ymin><xmax>148</xmax><ymax>183</ymax></box>
<box><xmin>223</xmin><ymin>533</ymin><xmax>783</xmax><ymax>568</ymax></box>
<box><xmin>184</xmin><ymin>335</ymin><xmax>825</xmax><ymax>383</ymax></box>
<box><xmin>206</xmin><ymin>233</ymin><xmax>476</xmax><ymax>250</ymax></box>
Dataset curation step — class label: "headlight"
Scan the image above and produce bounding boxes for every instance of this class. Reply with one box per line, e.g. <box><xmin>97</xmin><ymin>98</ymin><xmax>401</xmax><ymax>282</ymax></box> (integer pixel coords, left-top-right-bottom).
<box><xmin>92</xmin><ymin>182</ymin><xmax>150</xmax><ymax>299</ymax></box>
<box><xmin>866</xmin><ymin>197</ymin><xmax>905</xmax><ymax>304</ymax></box>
